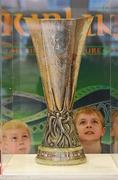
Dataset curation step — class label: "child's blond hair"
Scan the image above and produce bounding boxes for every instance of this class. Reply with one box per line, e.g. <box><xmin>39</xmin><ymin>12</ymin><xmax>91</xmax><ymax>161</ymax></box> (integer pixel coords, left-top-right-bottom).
<box><xmin>2</xmin><ymin>120</ymin><xmax>31</xmax><ymax>137</ymax></box>
<box><xmin>111</xmin><ymin>110</ymin><xmax>118</xmax><ymax>127</ymax></box>
<box><xmin>74</xmin><ymin>106</ymin><xmax>105</xmax><ymax>127</ymax></box>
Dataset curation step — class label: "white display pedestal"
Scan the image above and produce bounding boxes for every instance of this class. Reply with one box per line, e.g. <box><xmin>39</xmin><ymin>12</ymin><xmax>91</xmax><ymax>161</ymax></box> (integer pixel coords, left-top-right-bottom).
<box><xmin>1</xmin><ymin>154</ymin><xmax>118</xmax><ymax>180</ymax></box>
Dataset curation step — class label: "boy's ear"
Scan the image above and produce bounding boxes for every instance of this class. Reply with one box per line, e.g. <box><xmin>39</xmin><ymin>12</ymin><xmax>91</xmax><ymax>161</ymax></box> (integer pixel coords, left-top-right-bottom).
<box><xmin>110</xmin><ymin>128</ymin><xmax>114</xmax><ymax>137</ymax></box>
<box><xmin>101</xmin><ymin>127</ymin><xmax>105</xmax><ymax>136</ymax></box>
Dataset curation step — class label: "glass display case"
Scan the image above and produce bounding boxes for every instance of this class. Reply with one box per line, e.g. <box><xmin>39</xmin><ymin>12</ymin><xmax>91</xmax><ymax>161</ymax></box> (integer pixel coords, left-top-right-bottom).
<box><xmin>0</xmin><ymin>0</ymin><xmax>118</xmax><ymax>179</ymax></box>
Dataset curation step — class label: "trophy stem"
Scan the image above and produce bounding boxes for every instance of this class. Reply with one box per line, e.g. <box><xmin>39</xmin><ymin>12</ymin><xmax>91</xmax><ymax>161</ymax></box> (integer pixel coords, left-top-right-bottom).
<box><xmin>42</xmin><ymin>109</ymin><xmax>79</xmax><ymax>148</ymax></box>
<box><xmin>36</xmin><ymin>109</ymin><xmax>86</xmax><ymax>165</ymax></box>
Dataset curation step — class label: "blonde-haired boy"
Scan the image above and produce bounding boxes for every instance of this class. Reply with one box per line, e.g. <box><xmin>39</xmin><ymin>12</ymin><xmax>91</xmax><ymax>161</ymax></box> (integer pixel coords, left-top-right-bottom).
<box><xmin>74</xmin><ymin>106</ymin><xmax>109</xmax><ymax>153</ymax></box>
<box><xmin>2</xmin><ymin>120</ymin><xmax>31</xmax><ymax>154</ymax></box>
<box><xmin>111</xmin><ymin>110</ymin><xmax>118</xmax><ymax>153</ymax></box>
<box><xmin>0</xmin><ymin>123</ymin><xmax>2</xmax><ymax>150</ymax></box>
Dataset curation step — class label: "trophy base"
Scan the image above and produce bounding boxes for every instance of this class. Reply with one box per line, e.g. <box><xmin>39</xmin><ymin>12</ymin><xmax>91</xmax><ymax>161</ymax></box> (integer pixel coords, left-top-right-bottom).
<box><xmin>36</xmin><ymin>146</ymin><xmax>86</xmax><ymax>166</ymax></box>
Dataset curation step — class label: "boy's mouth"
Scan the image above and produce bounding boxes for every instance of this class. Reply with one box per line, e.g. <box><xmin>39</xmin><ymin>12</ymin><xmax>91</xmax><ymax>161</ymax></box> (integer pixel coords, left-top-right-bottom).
<box><xmin>85</xmin><ymin>131</ymin><xmax>94</xmax><ymax>135</ymax></box>
<box><xmin>19</xmin><ymin>147</ymin><xmax>26</xmax><ymax>152</ymax></box>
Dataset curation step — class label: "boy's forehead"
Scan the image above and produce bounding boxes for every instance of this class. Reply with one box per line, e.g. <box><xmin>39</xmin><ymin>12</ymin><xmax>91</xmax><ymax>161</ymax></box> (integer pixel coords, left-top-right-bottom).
<box><xmin>3</xmin><ymin>128</ymin><xmax>29</xmax><ymax>134</ymax></box>
<box><xmin>113</xmin><ymin>117</ymin><xmax>118</xmax><ymax>124</ymax></box>
<box><xmin>77</xmin><ymin>112</ymin><xmax>99</xmax><ymax>119</ymax></box>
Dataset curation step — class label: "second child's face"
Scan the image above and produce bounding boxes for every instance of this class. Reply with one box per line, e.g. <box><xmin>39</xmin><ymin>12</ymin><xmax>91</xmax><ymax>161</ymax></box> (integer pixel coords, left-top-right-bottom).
<box><xmin>2</xmin><ymin>128</ymin><xmax>31</xmax><ymax>154</ymax></box>
<box><xmin>76</xmin><ymin>113</ymin><xmax>105</xmax><ymax>142</ymax></box>
<box><xmin>111</xmin><ymin>117</ymin><xmax>118</xmax><ymax>140</ymax></box>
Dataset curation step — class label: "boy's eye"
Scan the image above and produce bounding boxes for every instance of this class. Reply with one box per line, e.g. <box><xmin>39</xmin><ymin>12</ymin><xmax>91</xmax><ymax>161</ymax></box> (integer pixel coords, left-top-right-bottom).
<box><xmin>3</xmin><ymin>135</ymin><xmax>7</xmax><ymax>139</ymax></box>
<box><xmin>11</xmin><ymin>136</ymin><xmax>18</xmax><ymax>142</ymax></box>
<box><xmin>22</xmin><ymin>135</ymin><xmax>29</xmax><ymax>139</ymax></box>
<box><xmin>79</xmin><ymin>120</ymin><xmax>86</xmax><ymax>125</ymax></box>
<box><xmin>92</xmin><ymin>120</ymin><xmax>98</xmax><ymax>124</ymax></box>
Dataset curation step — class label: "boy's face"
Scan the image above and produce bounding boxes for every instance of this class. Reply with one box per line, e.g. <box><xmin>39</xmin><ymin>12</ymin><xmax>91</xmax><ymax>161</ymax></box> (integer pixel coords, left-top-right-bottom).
<box><xmin>0</xmin><ymin>130</ymin><xmax>2</xmax><ymax>150</ymax></box>
<box><xmin>75</xmin><ymin>113</ymin><xmax>105</xmax><ymax>142</ymax></box>
<box><xmin>111</xmin><ymin>116</ymin><xmax>118</xmax><ymax>140</ymax></box>
<box><xmin>2</xmin><ymin>128</ymin><xmax>31</xmax><ymax>154</ymax></box>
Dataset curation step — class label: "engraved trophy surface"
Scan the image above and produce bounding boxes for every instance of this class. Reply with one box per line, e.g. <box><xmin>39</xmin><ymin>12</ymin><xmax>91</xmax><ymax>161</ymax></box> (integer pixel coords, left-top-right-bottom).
<box><xmin>25</xmin><ymin>17</ymin><xmax>93</xmax><ymax>165</ymax></box>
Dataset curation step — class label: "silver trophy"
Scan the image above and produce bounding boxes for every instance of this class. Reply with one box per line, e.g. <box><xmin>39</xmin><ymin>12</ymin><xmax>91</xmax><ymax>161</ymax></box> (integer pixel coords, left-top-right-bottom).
<box><xmin>25</xmin><ymin>17</ymin><xmax>93</xmax><ymax>165</ymax></box>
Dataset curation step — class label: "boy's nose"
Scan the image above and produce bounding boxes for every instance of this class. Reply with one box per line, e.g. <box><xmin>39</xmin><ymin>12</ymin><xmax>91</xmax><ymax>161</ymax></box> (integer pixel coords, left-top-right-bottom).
<box><xmin>19</xmin><ymin>141</ymin><xmax>25</xmax><ymax>146</ymax></box>
<box><xmin>86</xmin><ymin>125</ymin><xmax>92</xmax><ymax>128</ymax></box>
<box><xmin>86</xmin><ymin>122</ymin><xmax>92</xmax><ymax>128</ymax></box>
<box><xmin>19</xmin><ymin>138</ymin><xmax>25</xmax><ymax>144</ymax></box>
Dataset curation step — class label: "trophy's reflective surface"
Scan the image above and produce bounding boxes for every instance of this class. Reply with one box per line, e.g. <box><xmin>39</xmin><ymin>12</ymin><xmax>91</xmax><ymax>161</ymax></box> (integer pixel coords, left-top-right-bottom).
<box><xmin>25</xmin><ymin>17</ymin><xmax>93</xmax><ymax>165</ymax></box>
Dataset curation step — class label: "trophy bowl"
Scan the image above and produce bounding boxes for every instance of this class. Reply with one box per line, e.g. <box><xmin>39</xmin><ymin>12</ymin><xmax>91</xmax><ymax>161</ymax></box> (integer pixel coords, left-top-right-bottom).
<box><xmin>25</xmin><ymin>17</ymin><xmax>93</xmax><ymax>165</ymax></box>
